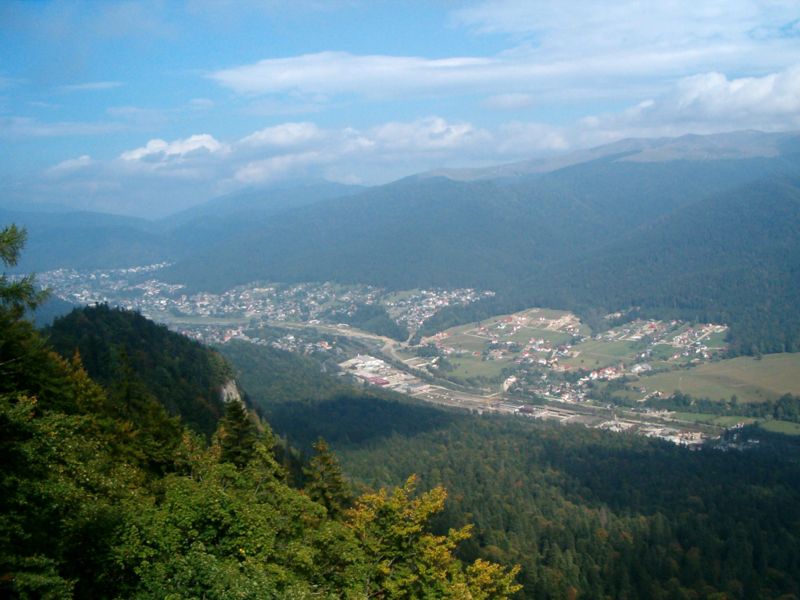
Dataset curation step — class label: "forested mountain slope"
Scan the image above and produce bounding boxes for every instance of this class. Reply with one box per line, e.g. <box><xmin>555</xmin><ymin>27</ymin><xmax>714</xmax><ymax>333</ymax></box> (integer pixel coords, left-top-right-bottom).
<box><xmin>46</xmin><ymin>305</ymin><xmax>234</xmax><ymax>436</ymax></box>
<box><xmin>221</xmin><ymin>336</ymin><xmax>800</xmax><ymax>599</ymax></box>
<box><xmin>167</xmin><ymin>154</ymin><xmax>800</xmax><ymax>292</ymax></box>
<box><xmin>0</xmin><ymin>208</ymin><xmax>169</xmax><ymax>272</ymax></box>
<box><xmin>0</xmin><ymin>227</ymin><xmax>519</xmax><ymax>599</ymax></box>
<box><xmin>168</xmin><ymin>149</ymin><xmax>800</xmax><ymax>354</ymax></box>
<box><xmin>524</xmin><ymin>176</ymin><xmax>800</xmax><ymax>354</ymax></box>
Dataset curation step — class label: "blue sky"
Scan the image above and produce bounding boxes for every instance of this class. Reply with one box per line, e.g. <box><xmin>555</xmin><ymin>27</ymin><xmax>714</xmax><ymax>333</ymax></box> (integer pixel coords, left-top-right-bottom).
<box><xmin>1</xmin><ymin>0</ymin><xmax>800</xmax><ymax>216</ymax></box>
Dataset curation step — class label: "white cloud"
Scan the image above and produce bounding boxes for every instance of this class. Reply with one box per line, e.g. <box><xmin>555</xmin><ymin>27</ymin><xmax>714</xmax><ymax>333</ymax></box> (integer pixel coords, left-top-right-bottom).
<box><xmin>240</xmin><ymin>122</ymin><xmax>323</xmax><ymax>147</ymax></box>
<box><xmin>208</xmin><ymin>46</ymin><xmax>797</xmax><ymax>109</ymax></box>
<box><xmin>46</xmin><ymin>154</ymin><xmax>92</xmax><ymax>176</ymax></box>
<box><xmin>370</xmin><ymin>117</ymin><xmax>489</xmax><ymax>152</ymax></box>
<box><xmin>32</xmin><ymin>63</ymin><xmax>800</xmax><ymax>217</ymax></box>
<box><xmin>209</xmin><ymin>51</ymin><xmax>497</xmax><ymax>98</ymax></box>
<box><xmin>235</xmin><ymin>151</ymin><xmax>321</xmax><ymax>184</ymax></box>
<box><xmin>579</xmin><ymin>65</ymin><xmax>800</xmax><ymax>138</ymax></box>
<box><xmin>120</xmin><ymin>133</ymin><xmax>226</xmax><ymax>161</ymax></box>
<box><xmin>668</xmin><ymin>67</ymin><xmax>800</xmax><ymax>120</ymax></box>
<box><xmin>208</xmin><ymin>2</ymin><xmax>800</xmax><ymax>106</ymax></box>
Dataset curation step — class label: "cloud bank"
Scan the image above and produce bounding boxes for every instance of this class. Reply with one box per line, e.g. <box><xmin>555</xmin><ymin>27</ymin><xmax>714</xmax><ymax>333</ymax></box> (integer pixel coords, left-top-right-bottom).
<box><xmin>25</xmin><ymin>63</ymin><xmax>799</xmax><ymax>218</ymax></box>
<box><xmin>209</xmin><ymin>0</ymin><xmax>800</xmax><ymax>108</ymax></box>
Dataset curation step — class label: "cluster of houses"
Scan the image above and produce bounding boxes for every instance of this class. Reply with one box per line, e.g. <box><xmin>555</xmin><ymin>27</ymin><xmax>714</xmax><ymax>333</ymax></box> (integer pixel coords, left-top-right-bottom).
<box><xmin>40</xmin><ymin>264</ymin><xmax>496</xmax><ymax>345</ymax></box>
<box><xmin>384</xmin><ymin>288</ymin><xmax>494</xmax><ymax>331</ymax></box>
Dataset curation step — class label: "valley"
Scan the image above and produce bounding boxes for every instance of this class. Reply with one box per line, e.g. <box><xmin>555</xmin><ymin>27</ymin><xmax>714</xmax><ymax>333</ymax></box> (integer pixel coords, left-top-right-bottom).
<box><xmin>6</xmin><ymin>4</ymin><xmax>800</xmax><ymax>596</ymax></box>
<box><xmin>38</xmin><ymin>262</ymin><xmax>800</xmax><ymax>446</ymax></box>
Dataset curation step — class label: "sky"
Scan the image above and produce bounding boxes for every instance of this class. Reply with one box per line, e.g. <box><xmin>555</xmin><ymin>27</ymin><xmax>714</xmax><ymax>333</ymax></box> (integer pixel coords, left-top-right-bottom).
<box><xmin>1</xmin><ymin>0</ymin><xmax>800</xmax><ymax>217</ymax></box>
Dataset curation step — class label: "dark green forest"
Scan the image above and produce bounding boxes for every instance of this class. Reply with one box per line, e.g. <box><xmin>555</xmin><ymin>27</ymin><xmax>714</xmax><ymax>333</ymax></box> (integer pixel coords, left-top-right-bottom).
<box><xmin>340</xmin><ymin>419</ymin><xmax>800</xmax><ymax>599</ymax></box>
<box><xmin>0</xmin><ymin>227</ymin><xmax>520</xmax><ymax>599</ymax></box>
<box><xmin>223</xmin><ymin>340</ymin><xmax>800</xmax><ymax>600</ymax></box>
<box><xmin>46</xmin><ymin>304</ymin><xmax>233</xmax><ymax>436</ymax></box>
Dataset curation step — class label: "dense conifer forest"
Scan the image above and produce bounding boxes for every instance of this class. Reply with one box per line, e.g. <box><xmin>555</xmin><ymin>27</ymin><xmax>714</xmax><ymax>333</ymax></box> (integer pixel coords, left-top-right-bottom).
<box><xmin>0</xmin><ymin>226</ymin><xmax>520</xmax><ymax>598</ymax></box>
<box><xmin>5</xmin><ymin>221</ymin><xmax>800</xmax><ymax>598</ymax></box>
<box><xmin>224</xmin><ymin>341</ymin><xmax>800</xmax><ymax>600</ymax></box>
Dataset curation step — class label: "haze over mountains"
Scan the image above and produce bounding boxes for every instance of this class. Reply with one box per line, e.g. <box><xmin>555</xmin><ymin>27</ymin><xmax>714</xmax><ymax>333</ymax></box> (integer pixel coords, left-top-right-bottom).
<box><xmin>7</xmin><ymin>130</ymin><xmax>800</xmax><ymax>354</ymax></box>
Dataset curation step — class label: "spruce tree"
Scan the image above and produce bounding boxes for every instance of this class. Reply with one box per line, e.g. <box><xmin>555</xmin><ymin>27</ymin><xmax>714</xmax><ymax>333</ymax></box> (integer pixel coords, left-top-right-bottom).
<box><xmin>303</xmin><ymin>437</ymin><xmax>352</xmax><ymax>518</ymax></box>
<box><xmin>217</xmin><ymin>400</ymin><xmax>258</xmax><ymax>468</ymax></box>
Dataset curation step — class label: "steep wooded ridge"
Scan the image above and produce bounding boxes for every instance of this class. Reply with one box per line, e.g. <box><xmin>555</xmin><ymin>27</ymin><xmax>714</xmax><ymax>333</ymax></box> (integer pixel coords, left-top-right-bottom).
<box><xmin>46</xmin><ymin>304</ymin><xmax>233</xmax><ymax>437</ymax></box>
<box><xmin>0</xmin><ymin>231</ymin><xmax>521</xmax><ymax>598</ymax></box>
<box><xmin>223</xmin><ymin>336</ymin><xmax>800</xmax><ymax>600</ymax></box>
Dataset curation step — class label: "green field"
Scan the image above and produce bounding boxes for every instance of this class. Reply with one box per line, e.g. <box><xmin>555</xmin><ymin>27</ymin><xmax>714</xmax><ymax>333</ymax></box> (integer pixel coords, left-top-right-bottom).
<box><xmin>671</xmin><ymin>412</ymin><xmax>756</xmax><ymax>427</ymax></box>
<box><xmin>758</xmin><ymin>420</ymin><xmax>800</xmax><ymax>435</ymax></box>
<box><xmin>428</xmin><ymin>307</ymin><xmax>583</xmax><ymax>383</ymax></box>
<box><xmin>705</xmin><ymin>331</ymin><xmax>728</xmax><ymax>348</ymax></box>
<box><xmin>562</xmin><ymin>339</ymin><xmax>640</xmax><ymax>369</ymax></box>
<box><xmin>637</xmin><ymin>354</ymin><xmax>800</xmax><ymax>403</ymax></box>
<box><xmin>650</xmin><ymin>344</ymin><xmax>677</xmax><ymax>361</ymax></box>
<box><xmin>447</xmin><ymin>355</ymin><xmax>509</xmax><ymax>384</ymax></box>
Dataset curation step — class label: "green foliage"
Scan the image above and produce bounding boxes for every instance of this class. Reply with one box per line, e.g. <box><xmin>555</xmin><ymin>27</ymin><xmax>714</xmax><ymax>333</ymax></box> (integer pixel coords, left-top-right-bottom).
<box><xmin>341</xmin><ymin>416</ymin><xmax>800</xmax><ymax>599</ymax></box>
<box><xmin>0</xmin><ymin>229</ymin><xmax>519</xmax><ymax>598</ymax></box>
<box><xmin>47</xmin><ymin>305</ymin><xmax>232</xmax><ymax>436</ymax></box>
<box><xmin>216</xmin><ymin>400</ymin><xmax>260</xmax><ymax>468</ymax></box>
<box><xmin>303</xmin><ymin>438</ymin><xmax>352</xmax><ymax>518</ymax></box>
<box><xmin>346</xmin><ymin>475</ymin><xmax>522</xmax><ymax>598</ymax></box>
<box><xmin>0</xmin><ymin>224</ymin><xmax>47</xmax><ymax>318</ymax></box>
<box><xmin>1</xmin><ymin>330</ymin><xmax>519</xmax><ymax>599</ymax></box>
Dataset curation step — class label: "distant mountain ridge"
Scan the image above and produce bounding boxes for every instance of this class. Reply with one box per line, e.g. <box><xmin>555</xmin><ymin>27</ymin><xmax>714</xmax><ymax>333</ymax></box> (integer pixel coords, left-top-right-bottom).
<box><xmin>5</xmin><ymin>180</ymin><xmax>362</xmax><ymax>272</ymax></box>
<box><xmin>163</xmin><ymin>132</ymin><xmax>800</xmax><ymax>354</ymax></box>
<box><xmin>417</xmin><ymin>130</ymin><xmax>800</xmax><ymax>182</ymax></box>
<box><xmin>4</xmin><ymin>130</ymin><xmax>800</xmax><ymax>354</ymax></box>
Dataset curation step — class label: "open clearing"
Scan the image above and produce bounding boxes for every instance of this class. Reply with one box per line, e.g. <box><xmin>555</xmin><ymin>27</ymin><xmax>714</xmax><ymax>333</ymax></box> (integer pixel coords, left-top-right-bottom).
<box><xmin>561</xmin><ymin>340</ymin><xmax>641</xmax><ymax>369</ymax></box>
<box><xmin>426</xmin><ymin>307</ymin><xmax>583</xmax><ymax>384</ymax></box>
<box><xmin>759</xmin><ymin>420</ymin><xmax>800</xmax><ymax>435</ymax></box>
<box><xmin>637</xmin><ymin>354</ymin><xmax>800</xmax><ymax>403</ymax></box>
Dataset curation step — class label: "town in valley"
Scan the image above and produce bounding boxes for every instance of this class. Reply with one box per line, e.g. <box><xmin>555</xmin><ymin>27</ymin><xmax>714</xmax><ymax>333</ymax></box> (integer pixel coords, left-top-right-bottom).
<box><xmin>36</xmin><ymin>263</ymin><xmax>783</xmax><ymax>448</ymax></box>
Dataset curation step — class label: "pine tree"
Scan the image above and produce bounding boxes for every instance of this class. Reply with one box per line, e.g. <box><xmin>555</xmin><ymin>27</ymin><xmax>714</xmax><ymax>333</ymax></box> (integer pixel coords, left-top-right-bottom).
<box><xmin>216</xmin><ymin>400</ymin><xmax>258</xmax><ymax>468</ymax></box>
<box><xmin>303</xmin><ymin>437</ymin><xmax>352</xmax><ymax>518</ymax></box>
<box><xmin>0</xmin><ymin>225</ymin><xmax>47</xmax><ymax>318</ymax></box>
